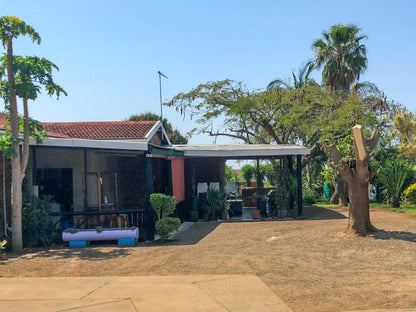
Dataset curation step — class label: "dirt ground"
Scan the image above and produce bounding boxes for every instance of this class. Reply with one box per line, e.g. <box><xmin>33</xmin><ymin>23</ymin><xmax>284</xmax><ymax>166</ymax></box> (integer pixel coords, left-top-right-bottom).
<box><xmin>1</xmin><ymin>206</ymin><xmax>416</xmax><ymax>312</ymax></box>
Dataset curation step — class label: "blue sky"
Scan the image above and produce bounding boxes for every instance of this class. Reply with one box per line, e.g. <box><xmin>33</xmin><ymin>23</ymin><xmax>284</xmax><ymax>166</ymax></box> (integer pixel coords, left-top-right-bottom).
<box><xmin>3</xmin><ymin>0</ymin><xmax>416</xmax><ymax>145</ymax></box>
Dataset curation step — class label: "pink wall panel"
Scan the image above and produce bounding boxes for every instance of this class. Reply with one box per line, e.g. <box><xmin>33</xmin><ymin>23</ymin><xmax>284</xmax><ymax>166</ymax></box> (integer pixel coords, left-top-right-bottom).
<box><xmin>171</xmin><ymin>158</ymin><xmax>185</xmax><ymax>203</ymax></box>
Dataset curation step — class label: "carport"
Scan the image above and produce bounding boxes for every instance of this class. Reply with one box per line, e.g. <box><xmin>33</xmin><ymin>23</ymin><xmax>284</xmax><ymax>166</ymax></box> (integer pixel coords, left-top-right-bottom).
<box><xmin>172</xmin><ymin>144</ymin><xmax>311</xmax><ymax>217</ymax></box>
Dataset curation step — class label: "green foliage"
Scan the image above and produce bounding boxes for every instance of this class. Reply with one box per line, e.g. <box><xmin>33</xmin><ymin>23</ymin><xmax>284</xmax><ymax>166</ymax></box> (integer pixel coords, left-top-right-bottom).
<box><xmin>268</xmin><ymin>60</ymin><xmax>317</xmax><ymax>90</ymax></box>
<box><xmin>167</xmin><ymin>79</ymin><xmax>397</xmax><ymax>153</ymax></box>
<box><xmin>241</xmin><ymin>164</ymin><xmax>254</xmax><ymax>186</ymax></box>
<box><xmin>150</xmin><ymin>193</ymin><xmax>177</xmax><ymax>220</ymax></box>
<box><xmin>128</xmin><ymin>112</ymin><xmax>188</xmax><ymax>144</ymax></box>
<box><xmin>393</xmin><ymin>110</ymin><xmax>416</xmax><ymax>159</ymax></box>
<box><xmin>312</xmin><ymin>23</ymin><xmax>367</xmax><ymax>91</ymax></box>
<box><xmin>273</xmin><ymin>165</ymin><xmax>297</xmax><ymax>212</ymax></box>
<box><xmin>321</xmin><ymin>163</ymin><xmax>335</xmax><ymax>186</ymax></box>
<box><xmin>302</xmin><ymin>189</ymin><xmax>318</xmax><ymax>204</ymax></box>
<box><xmin>0</xmin><ymin>16</ymin><xmax>41</xmax><ymax>47</ymax></box>
<box><xmin>0</xmin><ymin>114</ymin><xmax>47</xmax><ymax>157</ymax></box>
<box><xmin>404</xmin><ymin>183</ymin><xmax>416</xmax><ymax>205</ymax></box>
<box><xmin>201</xmin><ymin>189</ymin><xmax>227</xmax><ymax>217</ymax></box>
<box><xmin>22</xmin><ymin>193</ymin><xmax>59</xmax><ymax>247</ymax></box>
<box><xmin>378</xmin><ymin>158</ymin><xmax>415</xmax><ymax>206</ymax></box>
<box><xmin>155</xmin><ymin>217</ymin><xmax>181</xmax><ymax>241</ymax></box>
<box><xmin>256</xmin><ymin>164</ymin><xmax>267</xmax><ymax>188</ymax></box>
<box><xmin>3</xmin><ymin>55</ymin><xmax>67</xmax><ymax>100</ymax></box>
<box><xmin>150</xmin><ymin>193</ymin><xmax>180</xmax><ymax>241</ymax></box>
<box><xmin>0</xmin><ymin>239</ymin><xmax>6</xmax><ymax>253</ymax></box>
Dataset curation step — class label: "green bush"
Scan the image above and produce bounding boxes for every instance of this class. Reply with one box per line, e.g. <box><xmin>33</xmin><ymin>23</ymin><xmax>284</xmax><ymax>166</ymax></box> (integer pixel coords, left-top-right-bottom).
<box><xmin>201</xmin><ymin>189</ymin><xmax>227</xmax><ymax>217</ymax></box>
<box><xmin>150</xmin><ymin>193</ymin><xmax>177</xmax><ymax>220</ymax></box>
<box><xmin>404</xmin><ymin>183</ymin><xmax>416</xmax><ymax>205</ymax></box>
<box><xmin>22</xmin><ymin>194</ymin><xmax>60</xmax><ymax>247</ymax></box>
<box><xmin>155</xmin><ymin>217</ymin><xmax>181</xmax><ymax>241</ymax></box>
<box><xmin>302</xmin><ymin>189</ymin><xmax>317</xmax><ymax>204</ymax></box>
<box><xmin>241</xmin><ymin>165</ymin><xmax>254</xmax><ymax>187</ymax></box>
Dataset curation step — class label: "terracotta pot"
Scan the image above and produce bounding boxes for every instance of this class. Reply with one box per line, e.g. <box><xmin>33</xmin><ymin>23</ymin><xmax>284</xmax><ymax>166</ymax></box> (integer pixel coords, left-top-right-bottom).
<box><xmin>221</xmin><ymin>212</ymin><xmax>228</xmax><ymax>220</ymax></box>
<box><xmin>251</xmin><ymin>210</ymin><xmax>260</xmax><ymax>220</ymax></box>
<box><xmin>0</xmin><ymin>253</ymin><xmax>6</xmax><ymax>260</ymax></box>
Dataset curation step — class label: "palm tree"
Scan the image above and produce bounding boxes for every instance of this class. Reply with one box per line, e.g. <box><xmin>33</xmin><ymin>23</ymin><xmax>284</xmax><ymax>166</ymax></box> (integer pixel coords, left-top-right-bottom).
<box><xmin>0</xmin><ymin>16</ymin><xmax>41</xmax><ymax>251</ymax></box>
<box><xmin>312</xmin><ymin>23</ymin><xmax>367</xmax><ymax>92</ymax></box>
<box><xmin>267</xmin><ymin>60</ymin><xmax>317</xmax><ymax>90</ymax></box>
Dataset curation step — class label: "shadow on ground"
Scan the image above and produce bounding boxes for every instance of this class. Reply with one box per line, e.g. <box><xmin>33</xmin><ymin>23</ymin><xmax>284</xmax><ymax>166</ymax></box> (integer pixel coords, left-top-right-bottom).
<box><xmin>302</xmin><ymin>205</ymin><xmax>348</xmax><ymax>220</ymax></box>
<box><xmin>5</xmin><ymin>222</ymin><xmax>218</xmax><ymax>260</ymax></box>
<box><xmin>16</xmin><ymin>245</ymin><xmax>133</xmax><ymax>261</ymax></box>
<box><xmin>372</xmin><ymin>229</ymin><xmax>416</xmax><ymax>243</ymax></box>
<box><xmin>143</xmin><ymin>221</ymin><xmax>219</xmax><ymax>247</ymax></box>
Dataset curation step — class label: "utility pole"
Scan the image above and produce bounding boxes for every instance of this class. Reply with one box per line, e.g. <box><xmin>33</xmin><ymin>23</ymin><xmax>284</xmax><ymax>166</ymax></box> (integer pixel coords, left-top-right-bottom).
<box><xmin>158</xmin><ymin>71</ymin><xmax>168</xmax><ymax>121</ymax></box>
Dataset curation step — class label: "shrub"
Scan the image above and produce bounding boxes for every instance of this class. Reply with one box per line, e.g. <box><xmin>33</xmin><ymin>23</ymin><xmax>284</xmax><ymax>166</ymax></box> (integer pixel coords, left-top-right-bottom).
<box><xmin>404</xmin><ymin>183</ymin><xmax>416</xmax><ymax>205</ymax></box>
<box><xmin>379</xmin><ymin>158</ymin><xmax>415</xmax><ymax>207</ymax></box>
<box><xmin>302</xmin><ymin>189</ymin><xmax>317</xmax><ymax>204</ymax></box>
<box><xmin>201</xmin><ymin>189</ymin><xmax>227</xmax><ymax>217</ymax></box>
<box><xmin>150</xmin><ymin>193</ymin><xmax>177</xmax><ymax>220</ymax></box>
<box><xmin>155</xmin><ymin>217</ymin><xmax>181</xmax><ymax>241</ymax></box>
<box><xmin>22</xmin><ymin>194</ymin><xmax>60</xmax><ymax>247</ymax></box>
<box><xmin>150</xmin><ymin>193</ymin><xmax>180</xmax><ymax>241</ymax></box>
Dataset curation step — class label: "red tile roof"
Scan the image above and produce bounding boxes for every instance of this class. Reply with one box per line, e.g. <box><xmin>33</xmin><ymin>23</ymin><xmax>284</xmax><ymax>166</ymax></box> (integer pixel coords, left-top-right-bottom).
<box><xmin>0</xmin><ymin>114</ymin><xmax>159</xmax><ymax>140</ymax></box>
<box><xmin>42</xmin><ymin>121</ymin><xmax>158</xmax><ymax>140</ymax></box>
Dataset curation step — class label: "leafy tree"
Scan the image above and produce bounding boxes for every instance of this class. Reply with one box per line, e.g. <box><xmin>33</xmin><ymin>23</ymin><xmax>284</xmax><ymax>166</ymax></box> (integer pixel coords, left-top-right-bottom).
<box><xmin>128</xmin><ymin>112</ymin><xmax>188</xmax><ymax>144</ymax></box>
<box><xmin>268</xmin><ymin>60</ymin><xmax>317</xmax><ymax>90</ymax></box>
<box><xmin>312</xmin><ymin>23</ymin><xmax>367</xmax><ymax>91</ymax></box>
<box><xmin>0</xmin><ymin>16</ymin><xmax>40</xmax><ymax>251</ymax></box>
<box><xmin>393</xmin><ymin>110</ymin><xmax>416</xmax><ymax>159</ymax></box>
<box><xmin>0</xmin><ymin>16</ymin><xmax>65</xmax><ymax>251</ymax></box>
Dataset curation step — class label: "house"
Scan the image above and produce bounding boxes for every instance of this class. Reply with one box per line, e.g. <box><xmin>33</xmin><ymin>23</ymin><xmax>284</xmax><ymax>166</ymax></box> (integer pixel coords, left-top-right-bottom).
<box><xmin>0</xmin><ymin>114</ymin><xmax>310</xmax><ymax>241</ymax></box>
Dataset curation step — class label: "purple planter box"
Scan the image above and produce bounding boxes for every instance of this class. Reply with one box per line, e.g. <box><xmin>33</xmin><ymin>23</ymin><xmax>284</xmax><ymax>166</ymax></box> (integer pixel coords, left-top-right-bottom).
<box><xmin>62</xmin><ymin>227</ymin><xmax>139</xmax><ymax>242</ymax></box>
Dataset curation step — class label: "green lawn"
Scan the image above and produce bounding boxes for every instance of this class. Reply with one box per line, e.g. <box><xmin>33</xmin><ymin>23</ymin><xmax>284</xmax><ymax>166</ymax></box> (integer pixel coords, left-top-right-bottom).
<box><xmin>313</xmin><ymin>202</ymin><xmax>416</xmax><ymax>215</ymax></box>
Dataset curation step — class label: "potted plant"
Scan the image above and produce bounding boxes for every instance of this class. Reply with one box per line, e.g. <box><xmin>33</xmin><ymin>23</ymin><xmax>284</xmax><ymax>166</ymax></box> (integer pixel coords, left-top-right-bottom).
<box><xmin>0</xmin><ymin>240</ymin><xmax>7</xmax><ymax>260</ymax></box>
<box><xmin>251</xmin><ymin>208</ymin><xmax>260</xmax><ymax>220</ymax></box>
<box><xmin>221</xmin><ymin>201</ymin><xmax>230</xmax><ymax>220</ymax></box>
<box><xmin>201</xmin><ymin>189</ymin><xmax>226</xmax><ymax>221</ymax></box>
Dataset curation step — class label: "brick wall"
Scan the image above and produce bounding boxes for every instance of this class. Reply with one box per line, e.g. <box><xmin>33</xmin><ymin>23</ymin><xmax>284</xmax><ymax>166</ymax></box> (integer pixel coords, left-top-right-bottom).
<box><xmin>118</xmin><ymin>156</ymin><xmax>146</xmax><ymax>208</ymax></box>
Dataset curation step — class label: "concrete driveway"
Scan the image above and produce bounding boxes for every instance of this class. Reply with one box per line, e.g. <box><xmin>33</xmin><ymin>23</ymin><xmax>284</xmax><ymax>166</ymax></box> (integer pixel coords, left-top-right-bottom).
<box><xmin>0</xmin><ymin>275</ymin><xmax>294</xmax><ymax>312</ymax></box>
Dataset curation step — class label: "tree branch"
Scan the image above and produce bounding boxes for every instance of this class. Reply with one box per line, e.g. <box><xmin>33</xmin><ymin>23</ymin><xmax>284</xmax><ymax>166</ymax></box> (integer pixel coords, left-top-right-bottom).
<box><xmin>365</xmin><ymin>129</ymin><xmax>381</xmax><ymax>152</ymax></box>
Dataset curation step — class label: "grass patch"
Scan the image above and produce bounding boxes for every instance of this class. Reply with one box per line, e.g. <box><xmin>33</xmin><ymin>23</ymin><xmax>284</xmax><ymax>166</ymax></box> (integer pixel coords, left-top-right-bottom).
<box><xmin>370</xmin><ymin>202</ymin><xmax>390</xmax><ymax>209</ymax></box>
<box><xmin>314</xmin><ymin>202</ymin><xmax>391</xmax><ymax>209</ymax></box>
<box><xmin>390</xmin><ymin>203</ymin><xmax>416</xmax><ymax>216</ymax></box>
<box><xmin>314</xmin><ymin>203</ymin><xmax>338</xmax><ymax>208</ymax></box>
<box><xmin>314</xmin><ymin>202</ymin><xmax>416</xmax><ymax>216</ymax></box>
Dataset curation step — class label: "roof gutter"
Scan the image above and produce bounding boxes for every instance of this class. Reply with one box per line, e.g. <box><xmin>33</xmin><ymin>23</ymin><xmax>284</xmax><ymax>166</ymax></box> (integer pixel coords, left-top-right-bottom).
<box><xmin>31</xmin><ymin>137</ymin><xmax>149</xmax><ymax>151</ymax></box>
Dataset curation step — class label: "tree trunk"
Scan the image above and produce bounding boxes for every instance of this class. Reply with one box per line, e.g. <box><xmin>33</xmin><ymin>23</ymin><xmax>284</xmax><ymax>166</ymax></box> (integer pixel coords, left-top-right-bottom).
<box><xmin>390</xmin><ymin>196</ymin><xmax>400</xmax><ymax>208</ymax></box>
<box><xmin>306</xmin><ymin>163</ymin><xmax>312</xmax><ymax>189</ymax></box>
<box><xmin>7</xmin><ymin>40</ymin><xmax>24</xmax><ymax>251</ymax></box>
<box><xmin>327</xmin><ymin>125</ymin><xmax>380</xmax><ymax>236</ymax></box>
<box><xmin>330</xmin><ymin>174</ymin><xmax>348</xmax><ymax>206</ymax></box>
<box><xmin>345</xmin><ymin>179</ymin><xmax>375</xmax><ymax>235</ymax></box>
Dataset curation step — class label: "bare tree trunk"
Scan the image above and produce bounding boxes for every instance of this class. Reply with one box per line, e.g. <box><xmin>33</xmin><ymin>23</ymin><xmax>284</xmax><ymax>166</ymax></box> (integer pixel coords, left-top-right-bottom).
<box><xmin>7</xmin><ymin>41</ymin><xmax>24</xmax><ymax>251</ymax></box>
<box><xmin>345</xmin><ymin>179</ymin><xmax>375</xmax><ymax>235</ymax></box>
<box><xmin>330</xmin><ymin>174</ymin><xmax>348</xmax><ymax>206</ymax></box>
<box><xmin>327</xmin><ymin>125</ymin><xmax>380</xmax><ymax>236</ymax></box>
